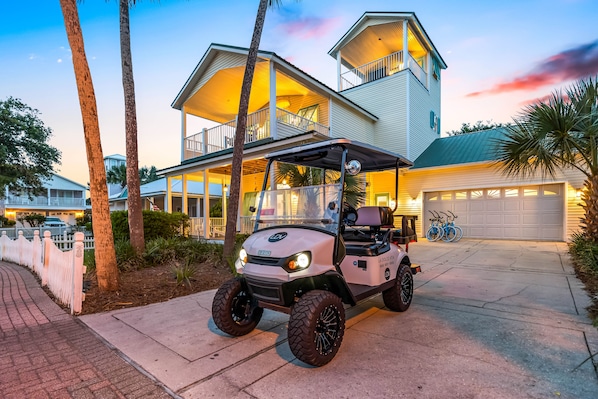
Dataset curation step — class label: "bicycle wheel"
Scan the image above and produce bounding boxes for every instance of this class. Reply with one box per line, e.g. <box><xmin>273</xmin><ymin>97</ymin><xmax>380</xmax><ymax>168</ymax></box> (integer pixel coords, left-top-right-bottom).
<box><xmin>452</xmin><ymin>225</ymin><xmax>463</xmax><ymax>242</ymax></box>
<box><xmin>441</xmin><ymin>226</ymin><xmax>457</xmax><ymax>242</ymax></box>
<box><xmin>426</xmin><ymin>224</ymin><xmax>443</xmax><ymax>241</ymax></box>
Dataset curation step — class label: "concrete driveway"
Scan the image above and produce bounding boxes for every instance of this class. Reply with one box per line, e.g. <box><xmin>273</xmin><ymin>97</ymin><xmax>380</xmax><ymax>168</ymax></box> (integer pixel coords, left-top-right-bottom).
<box><xmin>80</xmin><ymin>239</ymin><xmax>598</xmax><ymax>398</ymax></box>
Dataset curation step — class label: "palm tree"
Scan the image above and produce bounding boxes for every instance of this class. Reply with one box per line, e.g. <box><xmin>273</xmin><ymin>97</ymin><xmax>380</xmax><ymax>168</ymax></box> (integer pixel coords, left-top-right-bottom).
<box><xmin>275</xmin><ymin>164</ymin><xmax>365</xmax><ymax>210</ymax></box>
<box><xmin>106</xmin><ymin>164</ymin><xmax>128</xmax><ymax>188</ymax></box>
<box><xmin>223</xmin><ymin>0</ymin><xmax>282</xmax><ymax>258</ymax></box>
<box><xmin>495</xmin><ymin>76</ymin><xmax>598</xmax><ymax>241</ymax></box>
<box><xmin>119</xmin><ymin>0</ymin><xmax>145</xmax><ymax>253</ymax></box>
<box><xmin>59</xmin><ymin>0</ymin><xmax>119</xmax><ymax>291</ymax></box>
<box><xmin>139</xmin><ymin>165</ymin><xmax>159</xmax><ymax>184</ymax></box>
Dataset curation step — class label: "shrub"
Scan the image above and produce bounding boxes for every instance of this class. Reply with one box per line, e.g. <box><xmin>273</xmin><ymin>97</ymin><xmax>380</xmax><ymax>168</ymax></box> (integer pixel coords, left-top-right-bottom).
<box><xmin>110</xmin><ymin>210</ymin><xmax>190</xmax><ymax>241</ymax></box>
<box><xmin>568</xmin><ymin>232</ymin><xmax>598</xmax><ymax>275</ymax></box>
<box><xmin>172</xmin><ymin>258</ymin><xmax>196</xmax><ymax>288</ymax></box>
<box><xmin>83</xmin><ymin>249</ymin><xmax>96</xmax><ymax>272</ymax></box>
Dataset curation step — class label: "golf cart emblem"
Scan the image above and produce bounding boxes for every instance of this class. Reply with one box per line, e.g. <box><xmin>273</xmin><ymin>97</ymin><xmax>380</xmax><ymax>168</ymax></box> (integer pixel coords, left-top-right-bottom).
<box><xmin>384</xmin><ymin>268</ymin><xmax>391</xmax><ymax>280</ymax></box>
<box><xmin>268</xmin><ymin>232</ymin><xmax>287</xmax><ymax>242</ymax></box>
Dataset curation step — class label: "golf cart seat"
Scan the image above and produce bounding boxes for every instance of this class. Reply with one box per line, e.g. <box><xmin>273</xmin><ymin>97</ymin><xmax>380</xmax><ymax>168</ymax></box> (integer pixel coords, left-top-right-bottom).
<box><xmin>343</xmin><ymin>206</ymin><xmax>393</xmax><ymax>256</ymax></box>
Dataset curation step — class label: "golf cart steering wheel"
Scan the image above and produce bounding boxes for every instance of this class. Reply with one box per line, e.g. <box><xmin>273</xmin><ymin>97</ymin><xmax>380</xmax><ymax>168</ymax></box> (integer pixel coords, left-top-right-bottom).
<box><xmin>342</xmin><ymin>203</ymin><xmax>358</xmax><ymax>226</ymax></box>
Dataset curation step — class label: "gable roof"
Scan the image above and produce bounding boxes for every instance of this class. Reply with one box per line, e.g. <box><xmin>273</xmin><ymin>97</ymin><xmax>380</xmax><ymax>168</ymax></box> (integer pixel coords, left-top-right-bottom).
<box><xmin>328</xmin><ymin>11</ymin><xmax>447</xmax><ymax>70</ymax></box>
<box><xmin>411</xmin><ymin>128</ymin><xmax>507</xmax><ymax>170</ymax></box>
<box><xmin>171</xmin><ymin>43</ymin><xmax>378</xmax><ymax>122</ymax></box>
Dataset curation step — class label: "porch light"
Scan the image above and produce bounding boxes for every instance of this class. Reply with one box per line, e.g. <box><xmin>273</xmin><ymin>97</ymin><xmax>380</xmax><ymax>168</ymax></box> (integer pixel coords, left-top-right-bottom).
<box><xmin>576</xmin><ymin>189</ymin><xmax>582</xmax><ymax>198</ymax></box>
<box><xmin>223</xmin><ymin>184</ymin><xmax>228</xmax><ymax>193</ymax></box>
<box><xmin>276</xmin><ymin>97</ymin><xmax>291</xmax><ymax>109</ymax></box>
<box><xmin>389</xmin><ymin>199</ymin><xmax>396</xmax><ymax>208</ymax></box>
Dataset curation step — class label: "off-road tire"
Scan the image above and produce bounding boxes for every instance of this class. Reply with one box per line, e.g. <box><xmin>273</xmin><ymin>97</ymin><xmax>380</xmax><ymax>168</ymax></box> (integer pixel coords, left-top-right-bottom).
<box><xmin>212</xmin><ymin>277</ymin><xmax>263</xmax><ymax>336</ymax></box>
<box><xmin>288</xmin><ymin>290</ymin><xmax>345</xmax><ymax>367</ymax></box>
<box><xmin>382</xmin><ymin>263</ymin><xmax>413</xmax><ymax>312</ymax></box>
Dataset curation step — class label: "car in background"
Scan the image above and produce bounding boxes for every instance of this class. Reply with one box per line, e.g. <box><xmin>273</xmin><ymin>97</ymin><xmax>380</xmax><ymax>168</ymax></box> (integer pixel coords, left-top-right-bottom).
<box><xmin>42</xmin><ymin>217</ymin><xmax>71</xmax><ymax>232</ymax></box>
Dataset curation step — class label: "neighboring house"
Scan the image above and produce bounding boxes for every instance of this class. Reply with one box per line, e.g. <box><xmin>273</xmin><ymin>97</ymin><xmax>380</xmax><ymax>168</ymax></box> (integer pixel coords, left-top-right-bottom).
<box><xmin>3</xmin><ymin>173</ymin><xmax>88</xmax><ymax>226</ymax></box>
<box><xmin>104</xmin><ymin>154</ymin><xmax>127</xmax><ymax>197</ymax></box>
<box><xmin>109</xmin><ymin>177</ymin><xmax>230</xmax><ymax>237</ymax></box>
<box><xmin>158</xmin><ymin>11</ymin><xmax>584</xmax><ymax>241</ymax></box>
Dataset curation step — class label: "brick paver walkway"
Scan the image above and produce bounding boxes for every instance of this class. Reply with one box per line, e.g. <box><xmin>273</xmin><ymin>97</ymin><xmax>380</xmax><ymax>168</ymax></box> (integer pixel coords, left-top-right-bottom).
<box><xmin>0</xmin><ymin>261</ymin><xmax>174</xmax><ymax>398</ymax></box>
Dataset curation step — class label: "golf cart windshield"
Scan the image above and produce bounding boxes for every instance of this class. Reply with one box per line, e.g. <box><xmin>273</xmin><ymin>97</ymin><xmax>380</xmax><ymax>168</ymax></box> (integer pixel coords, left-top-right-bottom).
<box><xmin>254</xmin><ymin>183</ymin><xmax>342</xmax><ymax>232</ymax></box>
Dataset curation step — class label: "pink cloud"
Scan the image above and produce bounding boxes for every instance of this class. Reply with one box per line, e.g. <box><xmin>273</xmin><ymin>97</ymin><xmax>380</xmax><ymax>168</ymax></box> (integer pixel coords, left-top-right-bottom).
<box><xmin>466</xmin><ymin>39</ymin><xmax>598</xmax><ymax>97</ymax></box>
<box><xmin>278</xmin><ymin>16</ymin><xmax>341</xmax><ymax>40</ymax></box>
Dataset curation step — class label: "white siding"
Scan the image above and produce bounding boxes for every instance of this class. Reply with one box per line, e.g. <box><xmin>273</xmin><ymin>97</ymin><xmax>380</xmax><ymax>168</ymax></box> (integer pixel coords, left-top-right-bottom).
<box><xmin>329</xmin><ymin>101</ymin><xmax>375</xmax><ymax>143</ymax></box>
<box><xmin>342</xmin><ymin>72</ymin><xmax>408</xmax><ymax>156</ymax></box>
<box><xmin>408</xmin><ymin>72</ymin><xmax>440</xmax><ymax>160</ymax></box>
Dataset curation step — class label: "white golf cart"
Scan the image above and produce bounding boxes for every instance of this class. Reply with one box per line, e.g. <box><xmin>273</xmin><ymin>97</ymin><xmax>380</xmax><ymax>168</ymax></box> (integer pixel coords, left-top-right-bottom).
<box><xmin>212</xmin><ymin>138</ymin><xmax>419</xmax><ymax>366</ymax></box>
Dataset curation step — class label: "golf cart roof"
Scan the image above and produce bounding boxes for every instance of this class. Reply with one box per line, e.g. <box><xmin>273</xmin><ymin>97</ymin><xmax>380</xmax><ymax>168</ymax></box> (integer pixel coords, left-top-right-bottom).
<box><xmin>266</xmin><ymin>138</ymin><xmax>412</xmax><ymax>172</ymax></box>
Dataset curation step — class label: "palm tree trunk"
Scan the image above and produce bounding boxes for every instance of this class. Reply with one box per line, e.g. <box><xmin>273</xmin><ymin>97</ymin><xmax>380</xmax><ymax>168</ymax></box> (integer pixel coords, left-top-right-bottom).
<box><xmin>59</xmin><ymin>0</ymin><xmax>119</xmax><ymax>291</ymax></box>
<box><xmin>223</xmin><ymin>0</ymin><xmax>269</xmax><ymax>258</ymax></box>
<box><xmin>582</xmin><ymin>175</ymin><xmax>598</xmax><ymax>241</ymax></box>
<box><xmin>120</xmin><ymin>0</ymin><xmax>145</xmax><ymax>253</ymax></box>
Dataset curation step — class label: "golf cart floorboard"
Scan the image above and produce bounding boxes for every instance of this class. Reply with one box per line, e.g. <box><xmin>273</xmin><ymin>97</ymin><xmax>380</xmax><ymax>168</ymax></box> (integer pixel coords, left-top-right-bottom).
<box><xmin>347</xmin><ymin>282</ymin><xmax>391</xmax><ymax>302</ymax></box>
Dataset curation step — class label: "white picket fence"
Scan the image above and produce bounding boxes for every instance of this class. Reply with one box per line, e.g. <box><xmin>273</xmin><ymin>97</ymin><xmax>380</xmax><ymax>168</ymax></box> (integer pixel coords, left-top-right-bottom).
<box><xmin>0</xmin><ymin>230</ymin><xmax>86</xmax><ymax>314</ymax></box>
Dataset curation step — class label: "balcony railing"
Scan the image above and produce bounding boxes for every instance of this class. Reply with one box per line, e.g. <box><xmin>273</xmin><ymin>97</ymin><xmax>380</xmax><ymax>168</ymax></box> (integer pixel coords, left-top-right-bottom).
<box><xmin>5</xmin><ymin>195</ymin><xmax>85</xmax><ymax>207</ymax></box>
<box><xmin>340</xmin><ymin>51</ymin><xmax>428</xmax><ymax>91</ymax></box>
<box><xmin>183</xmin><ymin>107</ymin><xmax>329</xmax><ymax>160</ymax></box>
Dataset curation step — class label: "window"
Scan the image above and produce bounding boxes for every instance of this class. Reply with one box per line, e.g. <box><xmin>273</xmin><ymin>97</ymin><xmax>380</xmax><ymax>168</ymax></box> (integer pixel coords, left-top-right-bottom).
<box><xmin>543</xmin><ymin>184</ymin><xmax>561</xmax><ymax>196</ymax></box>
<box><xmin>455</xmin><ymin>191</ymin><xmax>467</xmax><ymax>200</ymax></box>
<box><xmin>441</xmin><ymin>192</ymin><xmax>452</xmax><ymax>200</ymax></box>
<box><xmin>297</xmin><ymin>105</ymin><xmax>319</xmax><ymax>122</ymax></box>
<box><xmin>375</xmin><ymin>193</ymin><xmax>389</xmax><ymax>207</ymax></box>
<box><xmin>486</xmin><ymin>189</ymin><xmax>501</xmax><ymax>199</ymax></box>
<box><xmin>426</xmin><ymin>192</ymin><xmax>439</xmax><ymax>201</ymax></box>
<box><xmin>504</xmin><ymin>188</ymin><xmax>519</xmax><ymax>197</ymax></box>
<box><xmin>523</xmin><ymin>188</ymin><xmax>538</xmax><ymax>197</ymax></box>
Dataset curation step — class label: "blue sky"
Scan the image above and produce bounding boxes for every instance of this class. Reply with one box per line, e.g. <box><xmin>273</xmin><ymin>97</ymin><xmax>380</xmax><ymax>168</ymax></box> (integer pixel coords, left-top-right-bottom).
<box><xmin>1</xmin><ymin>0</ymin><xmax>597</xmax><ymax>185</ymax></box>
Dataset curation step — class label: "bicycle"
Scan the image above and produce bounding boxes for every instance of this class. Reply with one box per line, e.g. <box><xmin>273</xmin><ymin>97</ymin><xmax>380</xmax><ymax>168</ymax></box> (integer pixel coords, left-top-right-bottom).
<box><xmin>425</xmin><ymin>210</ymin><xmax>444</xmax><ymax>241</ymax></box>
<box><xmin>439</xmin><ymin>211</ymin><xmax>459</xmax><ymax>242</ymax></box>
<box><xmin>445</xmin><ymin>210</ymin><xmax>463</xmax><ymax>242</ymax></box>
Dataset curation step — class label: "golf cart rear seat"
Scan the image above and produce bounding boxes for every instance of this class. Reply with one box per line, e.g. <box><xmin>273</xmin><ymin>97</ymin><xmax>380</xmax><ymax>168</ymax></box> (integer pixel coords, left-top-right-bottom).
<box><xmin>343</xmin><ymin>206</ymin><xmax>394</xmax><ymax>257</ymax></box>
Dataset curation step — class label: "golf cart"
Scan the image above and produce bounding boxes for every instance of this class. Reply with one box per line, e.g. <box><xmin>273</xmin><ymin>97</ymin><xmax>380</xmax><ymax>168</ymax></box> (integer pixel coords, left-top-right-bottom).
<box><xmin>212</xmin><ymin>138</ymin><xmax>419</xmax><ymax>366</ymax></box>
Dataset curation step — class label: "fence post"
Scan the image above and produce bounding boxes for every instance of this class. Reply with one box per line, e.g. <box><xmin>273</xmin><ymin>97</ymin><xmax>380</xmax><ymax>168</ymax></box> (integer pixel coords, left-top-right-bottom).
<box><xmin>32</xmin><ymin>231</ymin><xmax>42</xmax><ymax>275</ymax></box>
<box><xmin>72</xmin><ymin>232</ymin><xmax>85</xmax><ymax>314</ymax></box>
<box><xmin>42</xmin><ymin>231</ymin><xmax>52</xmax><ymax>286</ymax></box>
<box><xmin>0</xmin><ymin>231</ymin><xmax>6</xmax><ymax>260</ymax></box>
<box><xmin>18</xmin><ymin>230</ymin><xmax>25</xmax><ymax>266</ymax></box>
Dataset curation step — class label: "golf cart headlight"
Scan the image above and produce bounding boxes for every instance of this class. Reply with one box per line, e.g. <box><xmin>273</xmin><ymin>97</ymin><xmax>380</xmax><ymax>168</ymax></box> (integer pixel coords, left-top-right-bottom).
<box><xmin>285</xmin><ymin>252</ymin><xmax>311</xmax><ymax>272</ymax></box>
<box><xmin>239</xmin><ymin>248</ymin><xmax>248</xmax><ymax>266</ymax></box>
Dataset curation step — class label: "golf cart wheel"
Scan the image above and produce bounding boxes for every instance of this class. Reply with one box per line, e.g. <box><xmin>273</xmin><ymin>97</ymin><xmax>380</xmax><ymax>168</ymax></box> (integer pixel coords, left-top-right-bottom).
<box><xmin>288</xmin><ymin>290</ymin><xmax>345</xmax><ymax>367</ymax></box>
<box><xmin>382</xmin><ymin>263</ymin><xmax>414</xmax><ymax>312</ymax></box>
<box><xmin>212</xmin><ymin>277</ymin><xmax>263</xmax><ymax>336</ymax></box>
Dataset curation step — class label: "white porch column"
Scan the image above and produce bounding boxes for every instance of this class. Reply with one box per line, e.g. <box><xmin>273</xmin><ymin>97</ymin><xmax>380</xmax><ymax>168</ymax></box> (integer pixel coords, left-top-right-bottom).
<box><xmin>165</xmin><ymin>176</ymin><xmax>172</xmax><ymax>213</ymax></box>
<box><xmin>237</xmin><ymin>167</ymin><xmax>243</xmax><ymax>232</ymax></box>
<box><xmin>47</xmin><ymin>188</ymin><xmax>51</xmax><ymax>205</ymax></box>
<box><xmin>182</xmin><ymin>174</ymin><xmax>188</xmax><ymax>215</ymax></box>
<box><xmin>202</xmin><ymin>128</ymin><xmax>208</xmax><ymax>155</ymax></box>
<box><xmin>222</xmin><ymin>178</ymin><xmax>227</xmax><ymax>228</ymax></box>
<box><xmin>203</xmin><ymin>169</ymin><xmax>210</xmax><ymax>238</ymax></box>
<box><xmin>269</xmin><ymin>61</ymin><xmax>278</xmax><ymax>140</ymax></box>
<box><xmin>403</xmin><ymin>19</ymin><xmax>409</xmax><ymax>68</ymax></box>
<box><xmin>336</xmin><ymin>50</ymin><xmax>342</xmax><ymax>91</ymax></box>
<box><xmin>181</xmin><ymin>108</ymin><xmax>187</xmax><ymax>161</ymax></box>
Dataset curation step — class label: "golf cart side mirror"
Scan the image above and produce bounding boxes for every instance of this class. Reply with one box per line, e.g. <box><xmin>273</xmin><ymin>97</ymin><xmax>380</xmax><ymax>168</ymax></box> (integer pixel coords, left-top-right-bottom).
<box><xmin>345</xmin><ymin>160</ymin><xmax>361</xmax><ymax>175</ymax></box>
<box><xmin>249</xmin><ymin>206</ymin><xmax>256</xmax><ymax>213</ymax></box>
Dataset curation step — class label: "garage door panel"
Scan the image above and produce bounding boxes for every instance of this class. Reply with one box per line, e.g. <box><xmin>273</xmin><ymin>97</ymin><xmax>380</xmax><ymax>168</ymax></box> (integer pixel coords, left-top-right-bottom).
<box><xmin>542</xmin><ymin>213</ymin><xmax>562</xmax><ymax>224</ymax></box>
<box><xmin>468</xmin><ymin>214</ymin><xmax>486</xmax><ymax>224</ymax></box>
<box><xmin>523</xmin><ymin>214</ymin><xmax>540</xmax><ymax>224</ymax></box>
<box><xmin>470</xmin><ymin>202</ymin><xmax>485</xmax><ymax>211</ymax></box>
<box><xmin>504</xmin><ymin>201</ymin><xmax>520</xmax><ymax>211</ymax></box>
<box><xmin>486</xmin><ymin>201</ymin><xmax>502</xmax><ymax>211</ymax></box>
<box><xmin>503</xmin><ymin>214</ymin><xmax>520</xmax><ymax>224</ymax></box>
<box><xmin>486</xmin><ymin>214</ymin><xmax>502</xmax><ymax>224</ymax></box>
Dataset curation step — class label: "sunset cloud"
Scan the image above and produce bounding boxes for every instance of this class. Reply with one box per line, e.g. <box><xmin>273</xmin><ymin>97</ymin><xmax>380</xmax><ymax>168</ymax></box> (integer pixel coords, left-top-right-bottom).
<box><xmin>277</xmin><ymin>16</ymin><xmax>341</xmax><ymax>40</ymax></box>
<box><xmin>467</xmin><ymin>39</ymin><xmax>598</xmax><ymax>97</ymax></box>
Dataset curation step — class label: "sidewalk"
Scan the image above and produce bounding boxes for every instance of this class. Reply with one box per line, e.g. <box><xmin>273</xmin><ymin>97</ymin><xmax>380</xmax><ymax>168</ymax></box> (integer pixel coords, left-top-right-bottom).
<box><xmin>80</xmin><ymin>239</ymin><xmax>598</xmax><ymax>399</ymax></box>
<box><xmin>0</xmin><ymin>260</ymin><xmax>174</xmax><ymax>399</ymax></box>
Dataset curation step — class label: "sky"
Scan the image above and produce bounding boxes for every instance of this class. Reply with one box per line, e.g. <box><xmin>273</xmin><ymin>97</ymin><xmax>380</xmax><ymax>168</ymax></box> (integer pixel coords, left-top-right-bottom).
<box><xmin>1</xmin><ymin>0</ymin><xmax>598</xmax><ymax>186</ymax></box>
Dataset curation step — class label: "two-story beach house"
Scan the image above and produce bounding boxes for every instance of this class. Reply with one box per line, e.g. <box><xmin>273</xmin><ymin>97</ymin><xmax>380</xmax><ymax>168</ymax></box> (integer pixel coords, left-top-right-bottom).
<box><xmin>2</xmin><ymin>173</ymin><xmax>87</xmax><ymax>226</ymax></box>
<box><xmin>159</xmin><ymin>11</ymin><xmax>585</xmax><ymax>241</ymax></box>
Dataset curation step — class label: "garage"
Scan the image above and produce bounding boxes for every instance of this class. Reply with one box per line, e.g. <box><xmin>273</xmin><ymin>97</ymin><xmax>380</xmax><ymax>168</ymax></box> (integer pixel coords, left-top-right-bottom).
<box><xmin>423</xmin><ymin>184</ymin><xmax>564</xmax><ymax>240</ymax></box>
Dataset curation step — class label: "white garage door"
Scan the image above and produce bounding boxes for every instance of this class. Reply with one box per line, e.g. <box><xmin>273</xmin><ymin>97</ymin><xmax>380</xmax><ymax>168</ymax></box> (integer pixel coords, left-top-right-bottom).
<box><xmin>423</xmin><ymin>184</ymin><xmax>564</xmax><ymax>240</ymax></box>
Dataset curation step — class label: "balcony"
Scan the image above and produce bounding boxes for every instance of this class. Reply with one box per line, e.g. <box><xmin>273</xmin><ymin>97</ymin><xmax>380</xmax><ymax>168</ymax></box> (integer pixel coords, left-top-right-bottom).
<box><xmin>183</xmin><ymin>107</ymin><xmax>329</xmax><ymax>160</ymax></box>
<box><xmin>340</xmin><ymin>51</ymin><xmax>428</xmax><ymax>91</ymax></box>
<box><xmin>5</xmin><ymin>195</ymin><xmax>86</xmax><ymax>208</ymax></box>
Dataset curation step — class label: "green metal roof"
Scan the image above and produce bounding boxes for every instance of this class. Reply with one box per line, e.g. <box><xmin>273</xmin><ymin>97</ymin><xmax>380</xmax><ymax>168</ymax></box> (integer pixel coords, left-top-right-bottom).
<box><xmin>411</xmin><ymin>128</ymin><xmax>508</xmax><ymax>169</ymax></box>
